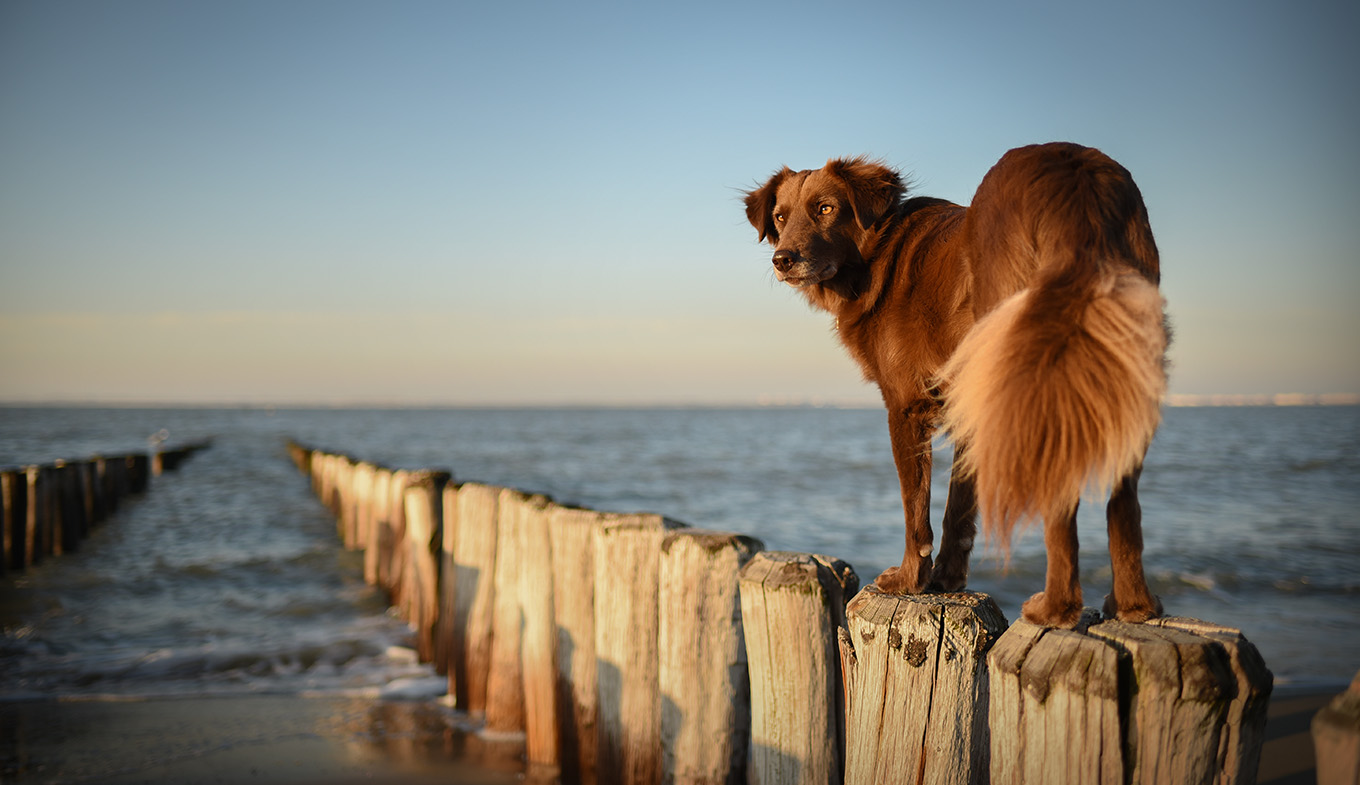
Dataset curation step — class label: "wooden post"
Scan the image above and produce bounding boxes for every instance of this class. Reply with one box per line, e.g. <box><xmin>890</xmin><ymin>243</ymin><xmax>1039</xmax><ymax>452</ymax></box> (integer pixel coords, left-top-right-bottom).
<box><xmin>839</xmin><ymin>587</ymin><xmax>1007</xmax><ymax>785</ymax></box>
<box><xmin>659</xmin><ymin>529</ymin><xmax>763</xmax><ymax>785</ymax></box>
<box><xmin>449</xmin><ymin>482</ymin><xmax>501</xmax><ymax>716</ymax></box>
<box><xmin>594</xmin><ymin>513</ymin><xmax>685</xmax><ymax>785</ymax></box>
<box><xmin>127</xmin><ymin>453</ymin><xmax>150</xmax><ymax>493</ymax></box>
<box><xmin>988</xmin><ymin>613</ymin><xmax>1273</xmax><ymax>785</ymax></box>
<box><xmin>435</xmin><ymin>482</ymin><xmax>458</xmax><ymax>678</ymax></box>
<box><xmin>516</xmin><ymin>493</ymin><xmax>559</xmax><ymax>769</ymax></box>
<box><xmin>350</xmin><ymin>462</ymin><xmax>377</xmax><ymax>553</ymax></box>
<box><xmin>484</xmin><ymin>487</ymin><xmax>530</xmax><ymax>735</ymax></box>
<box><xmin>77</xmin><ymin>460</ymin><xmax>99</xmax><ymax>533</ymax></box>
<box><xmin>25</xmin><ymin>466</ymin><xmax>47</xmax><ymax>563</ymax></box>
<box><xmin>548</xmin><ymin>505</ymin><xmax>603</xmax><ymax>783</ymax></box>
<box><xmin>380</xmin><ymin>469</ymin><xmax>410</xmax><ymax>602</ymax></box>
<box><xmin>739</xmin><ymin>551</ymin><xmax>859</xmax><ymax>785</ymax></box>
<box><xmin>0</xmin><ymin>469</ymin><xmax>16</xmax><ymax>574</ymax></box>
<box><xmin>1147</xmin><ymin>616</ymin><xmax>1273</xmax><ymax>783</ymax></box>
<box><xmin>1313</xmin><ymin>669</ymin><xmax>1360</xmax><ymax>785</ymax></box>
<box><xmin>334</xmin><ymin>456</ymin><xmax>358</xmax><ymax>550</ymax></box>
<box><xmin>402</xmin><ymin>470</ymin><xmax>450</xmax><ymax>664</ymax></box>
<box><xmin>365</xmin><ymin>467</ymin><xmax>393</xmax><ymax>587</ymax></box>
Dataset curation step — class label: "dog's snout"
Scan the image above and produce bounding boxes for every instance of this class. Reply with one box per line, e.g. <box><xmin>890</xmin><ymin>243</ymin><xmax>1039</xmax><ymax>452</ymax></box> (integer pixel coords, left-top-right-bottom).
<box><xmin>772</xmin><ymin>249</ymin><xmax>800</xmax><ymax>272</ymax></box>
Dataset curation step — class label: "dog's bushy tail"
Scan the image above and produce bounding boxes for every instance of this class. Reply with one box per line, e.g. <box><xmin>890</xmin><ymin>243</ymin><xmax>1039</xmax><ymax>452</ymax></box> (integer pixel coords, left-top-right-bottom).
<box><xmin>939</xmin><ymin>263</ymin><xmax>1168</xmax><ymax>549</ymax></box>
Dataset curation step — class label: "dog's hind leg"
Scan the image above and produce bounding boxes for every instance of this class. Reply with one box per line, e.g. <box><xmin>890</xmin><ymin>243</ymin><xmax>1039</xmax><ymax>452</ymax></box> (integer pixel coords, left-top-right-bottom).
<box><xmin>929</xmin><ymin>446</ymin><xmax>977</xmax><ymax>592</ymax></box>
<box><xmin>1101</xmin><ymin>465</ymin><xmax>1163</xmax><ymax>622</ymax></box>
<box><xmin>1020</xmin><ymin>505</ymin><xmax>1084</xmax><ymax>628</ymax></box>
<box><xmin>874</xmin><ymin>404</ymin><xmax>935</xmax><ymax>594</ymax></box>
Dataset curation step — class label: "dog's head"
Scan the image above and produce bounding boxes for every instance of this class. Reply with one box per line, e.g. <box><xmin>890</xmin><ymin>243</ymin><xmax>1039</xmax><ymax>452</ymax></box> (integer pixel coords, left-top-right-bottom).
<box><xmin>743</xmin><ymin>157</ymin><xmax>904</xmax><ymax>288</ymax></box>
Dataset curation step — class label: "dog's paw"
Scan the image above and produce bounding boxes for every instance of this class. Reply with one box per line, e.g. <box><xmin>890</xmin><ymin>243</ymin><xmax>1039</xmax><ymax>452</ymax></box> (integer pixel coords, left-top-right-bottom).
<box><xmin>1101</xmin><ymin>593</ymin><xmax>1163</xmax><ymax>622</ymax></box>
<box><xmin>926</xmin><ymin>567</ymin><xmax>968</xmax><ymax>593</ymax></box>
<box><xmin>1020</xmin><ymin>591</ymin><xmax>1084</xmax><ymax>629</ymax></box>
<box><xmin>874</xmin><ymin>561</ymin><xmax>931</xmax><ymax>595</ymax></box>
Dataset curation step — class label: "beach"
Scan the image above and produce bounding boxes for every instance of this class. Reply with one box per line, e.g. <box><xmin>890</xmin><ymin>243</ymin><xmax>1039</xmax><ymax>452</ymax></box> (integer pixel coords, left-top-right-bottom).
<box><xmin>0</xmin><ymin>684</ymin><xmax>1343</xmax><ymax>784</ymax></box>
<box><xmin>0</xmin><ymin>694</ymin><xmax>530</xmax><ymax>784</ymax></box>
<box><xmin>1</xmin><ymin>405</ymin><xmax>1355</xmax><ymax>783</ymax></box>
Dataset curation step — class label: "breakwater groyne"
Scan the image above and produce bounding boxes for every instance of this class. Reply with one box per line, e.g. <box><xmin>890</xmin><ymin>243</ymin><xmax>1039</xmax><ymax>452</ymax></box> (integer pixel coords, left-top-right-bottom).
<box><xmin>290</xmin><ymin>441</ymin><xmax>1299</xmax><ymax>785</ymax></box>
<box><xmin>1</xmin><ymin>442</ymin><xmax>210</xmax><ymax>575</ymax></box>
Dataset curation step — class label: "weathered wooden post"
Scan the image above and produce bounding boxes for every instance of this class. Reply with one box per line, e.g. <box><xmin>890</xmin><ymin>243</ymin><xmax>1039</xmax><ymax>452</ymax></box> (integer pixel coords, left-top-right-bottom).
<box><xmin>380</xmin><ymin>469</ymin><xmax>411</xmax><ymax>603</ymax></box>
<box><xmin>447</xmin><ymin>482</ymin><xmax>501</xmax><ymax>716</ymax></box>
<box><xmin>548</xmin><ymin>505</ymin><xmax>604</xmax><ymax>783</ymax></box>
<box><xmin>594</xmin><ymin>513</ymin><xmax>686</xmax><ymax>785</ymax></box>
<box><xmin>1313</xmin><ymin>669</ymin><xmax>1360</xmax><ymax>785</ymax></box>
<box><xmin>77</xmin><ymin>460</ymin><xmax>100</xmax><ymax>532</ymax></box>
<box><xmin>349</xmin><ymin>461</ymin><xmax>377</xmax><ymax>553</ymax></box>
<box><xmin>516</xmin><ymin>492</ymin><xmax>560</xmax><ymax>770</ymax></box>
<box><xmin>484</xmin><ymin>487</ymin><xmax>534</xmax><ymax>735</ymax></box>
<box><xmin>739</xmin><ymin>551</ymin><xmax>859</xmax><ymax>785</ymax></box>
<box><xmin>402</xmin><ymin>470</ymin><xmax>450</xmax><ymax>664</ymax></box>
<box><xmin>988</xmin><ymin>613</ymin><xmax>1272</xmax><ymax>785</ymax></box>
<box><xmin>334</xmin><ymin>456</ymin><xmax>358</xmax><ymax>550</ymax></box>
<box><xmin>839</xmin><ymin>587</ymin><xmax>1007</xmax><ymax>785</ymax></box>
<box><xmin>660</xmin><ymin>529</ymin><xmax>763</xmax><ymax>785</ymax></box>
<box><xmin>24</xmin><ymin>465</ymin><xmax>48</xmax><ymax>564</ymax></box>
<box><xmin>126</xmin><ymin>453</ymin><xmax>150</xmax><ymax>493</ymax></box>
<box><xmin>0</xmin><ymin>468</ymin><xmax>17</xmax><ymax>573</ymax></box>
<box><xmin>365</xmin><ymin>467</ymin><xmax>393</xmax><ymax>587</ymax></box>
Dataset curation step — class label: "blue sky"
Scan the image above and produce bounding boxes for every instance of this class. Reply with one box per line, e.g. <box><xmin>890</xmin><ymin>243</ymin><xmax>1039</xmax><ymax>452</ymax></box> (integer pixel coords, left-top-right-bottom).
<box><xmin>1</xmin><ymin>0</ymin><xmax>1356</xmax><ymax>405</ymax></box>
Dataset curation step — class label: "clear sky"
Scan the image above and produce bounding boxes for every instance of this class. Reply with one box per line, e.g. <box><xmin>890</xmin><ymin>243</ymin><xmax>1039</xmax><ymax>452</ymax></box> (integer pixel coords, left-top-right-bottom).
<box><xmin>2</xmin><ymin>0</ymin><xmax>1356</xmax><ymax>405</ymax></box>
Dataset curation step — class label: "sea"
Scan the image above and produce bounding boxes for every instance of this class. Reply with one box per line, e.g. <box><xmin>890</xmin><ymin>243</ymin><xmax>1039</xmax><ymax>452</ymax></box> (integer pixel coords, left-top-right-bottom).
<box><xmin>1</xmin><ymin>405</ymin><xmax>1357</xmax><ymax>704</ymax></box>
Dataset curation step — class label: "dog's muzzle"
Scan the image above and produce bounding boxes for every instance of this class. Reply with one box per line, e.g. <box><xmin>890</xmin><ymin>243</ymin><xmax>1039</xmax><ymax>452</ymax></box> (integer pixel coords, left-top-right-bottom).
<box><xmin>772</xmin><ymin>249</ymin><xmax>822</xmax><ymax>286</ymax></box>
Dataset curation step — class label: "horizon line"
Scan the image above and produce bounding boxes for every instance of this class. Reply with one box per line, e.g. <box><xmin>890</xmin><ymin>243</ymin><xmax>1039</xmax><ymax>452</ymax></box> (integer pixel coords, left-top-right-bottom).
<box><xmin>2</xmin><ymin>392</ymin><xmax>1358</xmax><ymax>410</ymax></box>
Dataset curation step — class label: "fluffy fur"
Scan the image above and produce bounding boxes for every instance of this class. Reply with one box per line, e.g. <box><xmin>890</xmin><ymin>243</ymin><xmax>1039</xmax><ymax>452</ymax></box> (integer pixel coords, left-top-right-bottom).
<box><xmin>743</xmin><ymin>142</ymin><xmax>1169</xmax><ymax>627</ymax></box>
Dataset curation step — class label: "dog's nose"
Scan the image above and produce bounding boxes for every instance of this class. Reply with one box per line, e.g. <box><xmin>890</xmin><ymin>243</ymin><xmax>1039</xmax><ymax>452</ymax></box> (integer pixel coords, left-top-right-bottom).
<box><xmin>772</xmin><ymin>249</ymin><xmax>799</xmax><ymax>272</ymax></box>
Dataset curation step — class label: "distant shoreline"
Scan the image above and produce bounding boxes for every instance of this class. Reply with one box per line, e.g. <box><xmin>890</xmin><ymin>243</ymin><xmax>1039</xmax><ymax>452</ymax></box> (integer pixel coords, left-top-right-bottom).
<box><xmin>1</xmin><ymin>395</ymin><xmax>1358</xmax><ymax>410</ymax></box>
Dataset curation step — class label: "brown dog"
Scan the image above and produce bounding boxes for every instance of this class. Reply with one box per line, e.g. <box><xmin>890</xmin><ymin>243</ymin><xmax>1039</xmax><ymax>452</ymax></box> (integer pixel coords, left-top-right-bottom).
<box><xmin>743</xmin><ymin>142</ymin><xmax>1168</xmax><ymax>627</ymax></box>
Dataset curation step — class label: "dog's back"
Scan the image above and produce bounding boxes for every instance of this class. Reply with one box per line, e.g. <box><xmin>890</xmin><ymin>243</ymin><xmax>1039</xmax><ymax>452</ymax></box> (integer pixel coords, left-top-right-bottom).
<box><xmin>942</xmin><ymin>143</ymin><xmax>1168</xmax><ymax>544</ymax></box>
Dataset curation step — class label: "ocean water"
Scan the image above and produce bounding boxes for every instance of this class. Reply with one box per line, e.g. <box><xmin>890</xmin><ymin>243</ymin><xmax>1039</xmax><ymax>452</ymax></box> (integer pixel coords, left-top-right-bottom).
<box><xmin>1</xmin><ymin>405</ymin><xmax>1357</xmax><ymax>702</ymax></box>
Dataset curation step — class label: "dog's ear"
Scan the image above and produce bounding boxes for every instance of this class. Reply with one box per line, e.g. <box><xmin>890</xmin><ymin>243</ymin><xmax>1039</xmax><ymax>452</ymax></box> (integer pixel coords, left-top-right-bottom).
<box><xmin>826</xmin><ymin>157</ymin><xmax>904</xmax><ymax>230</ymax></box>
<box><xmin>743</xmin><ymin>167</ymin><xmax>793</xmax><ymax>244</ymax></box>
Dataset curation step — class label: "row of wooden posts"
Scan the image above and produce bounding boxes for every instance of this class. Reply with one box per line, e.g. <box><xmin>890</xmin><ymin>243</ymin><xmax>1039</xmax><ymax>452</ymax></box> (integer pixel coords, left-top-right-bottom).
<box><xmin>290</xmin><ymin>441</ymin><xmax>1281</xmax><ymax>785</ymax></box>
<box><xmin>0</xmin><ymin>441</ymin><xmax>211</xmax><ymax>576</ymax></box>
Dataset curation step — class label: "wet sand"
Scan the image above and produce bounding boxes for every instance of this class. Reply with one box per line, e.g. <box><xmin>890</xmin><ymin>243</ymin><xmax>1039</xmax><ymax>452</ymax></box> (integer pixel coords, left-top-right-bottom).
<box><xmin>0</xmin><ymin>695</ymin><xmax>529</xmax><ymax>784</ymax></box>
<box><xmin>0</xmin><ymin>685</ymin><xmax>1344</xmax><ymax>784</ymax></box>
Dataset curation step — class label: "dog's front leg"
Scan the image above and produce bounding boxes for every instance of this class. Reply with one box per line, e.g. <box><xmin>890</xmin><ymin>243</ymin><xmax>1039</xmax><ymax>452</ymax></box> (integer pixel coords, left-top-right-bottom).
<box><xmin>874</xmin><ymin>403</ymin><xmax>935</xmax><ymax>594</ymax></box>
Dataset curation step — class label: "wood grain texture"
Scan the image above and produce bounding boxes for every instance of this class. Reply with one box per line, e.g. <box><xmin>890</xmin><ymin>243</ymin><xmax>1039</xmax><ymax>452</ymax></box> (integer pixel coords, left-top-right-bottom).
<box><xmin>740</xmin><ymin>551</ymin><xmax>859</xmax><ymax>785</ymax></box>
<box><xmin>659</xmin><ymin>529</ymin><xmax>763</xmax><ymax>785</ymax></box>
<box><xmin>594</xmin><ymin>513</ymin><xmax>685</xmax><ymax>785</ymax></box>
<box><xmin>449</xmin><ymin>482</ymin><xmax>500</xmax><ymax>716</ymax></box>
<box><xmin>548</xmin><ymin>505</ymin><xmax>603</xmax><ymax>783</ymax></box>
<box><xmin>841</xmin><ymin>587</ymin><xmax>1007</xmax><ymax>785</ymax></box>
<box><xmin>990</xmin><ymin>613</ymin><xmax>1272</xmax><ymax>785</ymax></box>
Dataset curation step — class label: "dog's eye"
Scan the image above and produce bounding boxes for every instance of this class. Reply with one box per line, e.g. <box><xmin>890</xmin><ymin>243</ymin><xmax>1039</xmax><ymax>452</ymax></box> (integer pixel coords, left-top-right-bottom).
<box><xmin>774</xmin><ymin>213</ymin><xmax>786</xmax><ymax>222</ymax></box>
<box><xmin>819</xmin><ymin>204</ymin><xmax>834</xmax><ymax>215</ymax></box>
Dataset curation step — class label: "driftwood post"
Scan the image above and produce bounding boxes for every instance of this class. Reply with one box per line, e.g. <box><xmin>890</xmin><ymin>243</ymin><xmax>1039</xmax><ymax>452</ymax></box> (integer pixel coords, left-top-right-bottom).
<box><xmin>988</xmin><ymin>613</ymin><xmax>1273</xmax><ymax>785</ymax></box>
<box><xmin>25</xmin><ymin>466</ymin><xmax>46</xmax><ymax>564</ymax></box>
<box><xmin>739</xmin><ymin>551</ymin><xmax>859</xmax><ymax>785</ymax></box>
<box><xmin>594</xmin><ymin>513</ymin><xmax>685</xmax><ymax>785</ymax></box>
<box><xmin>1</xmin><ymin>469</ymin><xmax>17</xmax><ymax>574</ymax></box>
<box><xmin>659</xmin><ymin>529</ymin><xmax>763</xmax><ymax>785</ymax></box>
<box><xmin>381</xmin><ymin>469</ymin><xmax>410</xmax><ymax>604</ymax></box>
<box><xmin>1313</xmin><ymin>669</ymin><xmax>1360</xmax><ymax>785</ymax></box>
<box><xmin>516</xmin><ymin>493</ymin><xmax>559</xmax><ymax>769</ymax></box>
<box><xmin>345</xmin><ymin>461</ymin><xmax>376</xmax><ymax>552</ymax></box>
<box><xmin>448</xmin><ymin>483</ymin><xmax>500</xmax><ymax>716</ymax></box>
<box><xmin>548</xmin><ymin>505</ymin><xmax>603</xmax><ymax>783</ymax></box>
<box><xmin>402</xmin><ymin>470</ymin><xmax>449</xmax><ymax>664</ymax></box>
<box><xmin>364</xmin><ymin>468</ymin><xmax>393</xmax><ymax>587</ymax></box>
<box><xmin>839</xmin><ymin>587</ymin><xmax>1008</xmax><ymax>785</ymax></box>
<box><xmin>484</xmin><ymin>487</ymin><xmax>529</xmax><ymax>735</ymax></box>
